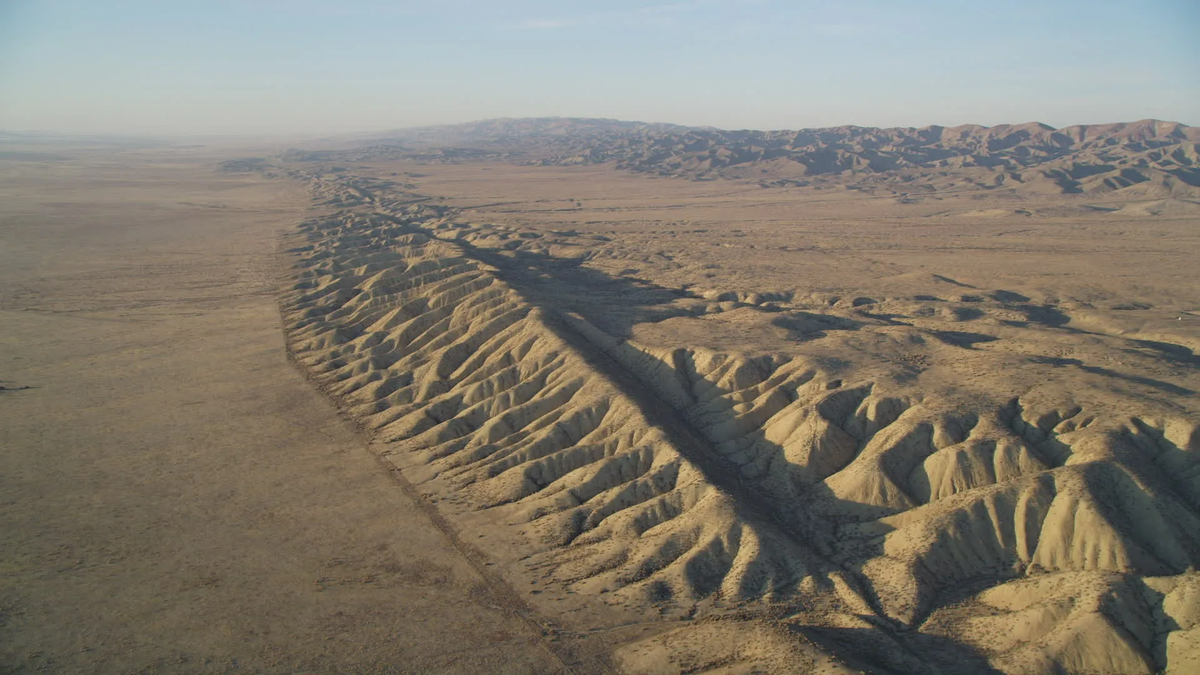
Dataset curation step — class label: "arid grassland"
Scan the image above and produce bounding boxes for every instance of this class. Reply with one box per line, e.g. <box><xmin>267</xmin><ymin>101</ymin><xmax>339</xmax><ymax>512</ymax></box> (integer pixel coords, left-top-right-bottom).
<box><xmin>3</xmin><ymin>118</ymin><xmax>1199</xmax><ymax>673</ymax></box>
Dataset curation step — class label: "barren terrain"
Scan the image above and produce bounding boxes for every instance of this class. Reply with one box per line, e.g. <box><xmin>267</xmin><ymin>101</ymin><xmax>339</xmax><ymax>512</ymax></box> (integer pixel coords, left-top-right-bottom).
<box><xmin>0</xmin><ymin>146</ymin><xmax>572</xmax><ymax>674</ymax></box>
<box><xmin>3</xmin><ymin>118</ymin><xmax>1199</xmax><ymax>674</ymax></box>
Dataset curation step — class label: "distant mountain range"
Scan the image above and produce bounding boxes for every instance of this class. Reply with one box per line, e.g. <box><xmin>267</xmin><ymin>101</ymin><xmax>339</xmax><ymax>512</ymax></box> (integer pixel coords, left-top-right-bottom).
<box><xmin>314</xmin><ymin>117</ymin><xmax>1200</xmax><ymax>196</ymax></box>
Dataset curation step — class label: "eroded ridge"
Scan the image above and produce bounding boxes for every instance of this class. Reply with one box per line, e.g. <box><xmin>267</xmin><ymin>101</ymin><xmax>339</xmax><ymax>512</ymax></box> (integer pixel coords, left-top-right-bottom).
<box><xmin>281</xmin><ymin>189</ymin><xmax>1200</xmax><ymax>674</ymax></box>
<box><xmin>283</xmin><ymin>207</ymin><xmax>827</xmax><ymax>605</ymax></box>
<box><xmin>571</xmin><ymin>329</ymin><xmax>1200</xmax><ymax>673</ymax></box>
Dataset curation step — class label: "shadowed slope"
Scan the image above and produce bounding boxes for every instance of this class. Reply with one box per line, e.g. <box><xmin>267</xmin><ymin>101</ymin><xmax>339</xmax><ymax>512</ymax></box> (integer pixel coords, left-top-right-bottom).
<box><xmin>278</xmin><ymin>171</ymin><xmax>1200</xmax><ymax>674</ymax></box>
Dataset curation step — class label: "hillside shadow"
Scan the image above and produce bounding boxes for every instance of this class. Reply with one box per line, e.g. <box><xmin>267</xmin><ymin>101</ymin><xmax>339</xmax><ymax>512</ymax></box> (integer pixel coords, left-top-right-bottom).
<box><xmin>931</xmin><ymin>330</ymin><xmax>1000</xmax><ymax>349</ymax></box>
<box><xmin>451</xmin><ymin>240</ymin><xmax>695</xmax><ymax>339</ymax></box>
<box><xmin>790</xmin><ymin>625</ymin><xmax>1004</xmax><ymax>675</ymax></box>
<box><xmin>1028</xmin><ymin>356</ymin><xmax>1194</xmax><ymax>395</ymax></box>
<box><xmin>1014</xmin><ymin>304</ymin><xmax>1071</xmax><ymax>327</ymax></box>
<box><xmin>1168</xmin><ymin>167</ymin><xmax>1200</xmax><ymax>187</ymax></box>
<box><xmin>1131</xmin><ymin>340</ymin><xmax>1200</xmax><ymax>368</ymax></box>
<box><xmin>773</xmin><ymin>312</ymin><xmax>865</xmax><ymax>341</ymax></box>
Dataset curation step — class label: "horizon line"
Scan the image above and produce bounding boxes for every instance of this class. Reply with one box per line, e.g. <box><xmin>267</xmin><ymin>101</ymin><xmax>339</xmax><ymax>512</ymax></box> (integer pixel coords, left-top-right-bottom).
<box><xmin>1</xmin><ymin>115</ymin><xmax>1194</xmax><ymax>142</ymax></box>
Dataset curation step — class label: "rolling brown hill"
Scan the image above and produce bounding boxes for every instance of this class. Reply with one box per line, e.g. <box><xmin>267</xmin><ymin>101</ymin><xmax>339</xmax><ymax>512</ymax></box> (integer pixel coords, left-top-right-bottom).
<box><xmin>330</xmin><ymin>117</ymin><xmax>1200</xmax><ymax>197</ymax></box>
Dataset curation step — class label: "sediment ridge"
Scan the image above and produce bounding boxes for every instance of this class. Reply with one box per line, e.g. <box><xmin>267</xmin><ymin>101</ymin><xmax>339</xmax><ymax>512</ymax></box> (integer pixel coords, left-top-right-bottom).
<box><xmin>278</xmin><ymin>171</ymin><xmax>1200</xmax><ymax>674</ymax></box>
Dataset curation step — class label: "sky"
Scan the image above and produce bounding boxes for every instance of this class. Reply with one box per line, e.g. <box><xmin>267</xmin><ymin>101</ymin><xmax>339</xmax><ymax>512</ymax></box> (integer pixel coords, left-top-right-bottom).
<box><xmin>1</xmin><ymin>0</ymin><xmax>1197</xmax><ymax>136</ymax></box>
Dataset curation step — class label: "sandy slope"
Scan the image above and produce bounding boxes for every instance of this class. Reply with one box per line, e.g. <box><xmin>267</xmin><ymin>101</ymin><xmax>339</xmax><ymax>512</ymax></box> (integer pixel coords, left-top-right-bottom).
<box><xmin>0</xmin><ymin>149</ymin><xmax>571</xmax><ymax>674</ymax></box>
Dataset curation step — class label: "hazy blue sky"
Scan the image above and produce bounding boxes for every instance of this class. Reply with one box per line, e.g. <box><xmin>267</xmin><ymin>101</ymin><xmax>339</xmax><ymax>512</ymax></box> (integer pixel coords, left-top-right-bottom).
<box><xmin>1</xmin><ymin>0</ymin><xmax>1197</xmax><ymax>135</ymax></box>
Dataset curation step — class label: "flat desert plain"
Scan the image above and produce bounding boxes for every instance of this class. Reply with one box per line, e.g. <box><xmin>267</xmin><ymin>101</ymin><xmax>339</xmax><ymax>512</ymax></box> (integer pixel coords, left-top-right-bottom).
<box><xmin>3</xmin><ymin>128</ymin><xmax>1200</xmax><ymax>675</ymax></box>
<box><xmin>0</xmin><ymin>146</ymin><xmax>570</xmax><ymax>674</ymax></box>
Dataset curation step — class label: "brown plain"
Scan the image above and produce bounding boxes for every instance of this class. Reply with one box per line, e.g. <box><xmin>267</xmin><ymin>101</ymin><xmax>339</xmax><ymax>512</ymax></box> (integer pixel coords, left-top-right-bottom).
<box><xmin>0</xmin><ymin>147</ymin><xmax>567</xmax><ymax>674</ymax></box>
<box><xmin>2</xmin><ymin>124</ymin><xmax>1199</xmax><ymax>675</ymax></box>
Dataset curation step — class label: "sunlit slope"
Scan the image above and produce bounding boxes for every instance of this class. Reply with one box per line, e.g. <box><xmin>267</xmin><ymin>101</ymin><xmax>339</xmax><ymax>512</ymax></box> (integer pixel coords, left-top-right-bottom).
<box><xmin>280</xmin><ymin>178</ymin><xmax>1199</xmax><ymax>674</ymax></box>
